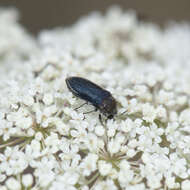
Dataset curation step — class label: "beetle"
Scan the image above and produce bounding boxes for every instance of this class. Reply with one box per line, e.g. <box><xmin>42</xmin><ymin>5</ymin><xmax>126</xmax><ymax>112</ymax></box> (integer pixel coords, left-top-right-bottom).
<box><xmin>65</xmin><ymin>77</ymin><xmax>117</xmax><ymax>120</ymax></box>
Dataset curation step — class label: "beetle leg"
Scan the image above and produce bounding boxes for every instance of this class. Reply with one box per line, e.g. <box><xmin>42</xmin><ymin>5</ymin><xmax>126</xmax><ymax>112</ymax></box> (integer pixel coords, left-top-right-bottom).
<box><xmin>82</xmin><ymin>108</ymin><xmax>97</xmax><ymax>120</ymax></box>
<box><xmin>74</xmin><ymin>102</ymin><xmax>87</xmax><ymax>110</ymax></box>
<box><xmin>119</xmin><ymin>110</ymin><xmax>128</xmax><ymax>116</ymax></box>
<box><xmin>99</xmin><ymin>114</ymin><xmax>105</xmax><ymax>126</ymax></box>
<box><xmin>82</xmin><ymin>109</ymin><xmax>96</xmax><ymax>120</ymax></box>
<box><xmin>83</xmin><ymin>108</ymin><xmax>97</xmax><ymax>115</ymax></box>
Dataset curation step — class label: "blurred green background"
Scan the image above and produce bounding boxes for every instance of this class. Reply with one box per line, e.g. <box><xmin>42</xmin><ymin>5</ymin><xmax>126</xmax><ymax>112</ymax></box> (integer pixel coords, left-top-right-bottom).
<box><xmin>1</xmin><ymin>0</ymin><xmax>190</xmax><ymax>34</ymax></box>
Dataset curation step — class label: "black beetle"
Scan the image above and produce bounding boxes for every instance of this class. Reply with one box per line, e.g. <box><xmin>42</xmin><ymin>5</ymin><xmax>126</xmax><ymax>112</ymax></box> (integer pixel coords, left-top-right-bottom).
<box><xmin>65</xmin><ymin>77</ymin><xmax>117</xmax><ymax>120</ymax></box>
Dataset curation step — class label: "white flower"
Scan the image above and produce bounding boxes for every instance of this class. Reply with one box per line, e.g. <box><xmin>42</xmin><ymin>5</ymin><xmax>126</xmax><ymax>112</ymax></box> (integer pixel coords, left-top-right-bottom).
<box><xmin>44</xmin><ymin>132</ymin><xmax>61</xmax><ymax>153</ymax></box>
<box><xmin>0</xmin><ymin>185</ymin><xmax>7</xmax><ymax>190</ymax></box>
<box><xmin>179</xmin><ymin>109</ymin><xmax>190</xmax><ymax>125</ymax></box>
<box><xmin>22</xmin><ymin>95</ymin><xmax>34</xmax><ymax>106</ymax></box>
<box><xmin>176</xmin><ymin>95</ymin><xmax>187</xmax><ymax>106</ymax></box>
<box><xmin>49</xmin><ymin>173</ymin><xmax>78</xmax><ymax>190</ymax></box>
<box><xmin>34</xmin><ymin>157</ymin><xmax>56</xmax><ymax>187</ymax></box>
<box><xmin>94</xmin><ymin>179</ymin><xmax>117</xmax><ymax>190</ymax></box>
<box><xmin>165</xmin><ymin>176</ymin><xmax>180</xmax><ymax>189</ymax></box>
<box><xmin>16</xmin><ymin>116</ymin><xmax>33</xmax><ymax>130</ymax></box>
<box><xmin>147</xmin><ymin>175</ymin><xmax>162</xmax><ymax>189</ymax></box>
<box><xmin>156</xmin><ymin>105</ymin><xmax>167</xmax><ymax>120</ymax></box>
<box><xmin>142</xmin><ymin>103</ymin><xmax>156</xmax><ymax>123</ymax></box>
<box><xmin>182</xmin><ymin>180</ymin><xmax>190</xmax><ymax>190</ymax></box>
<box><xmin>43</xmin><ymin>93</ymin><xmax>54</xmax><ymax>105</ymax></box>
<box><xmin>108</xmin><ymin>139</ymin><xmax>121</xmax><ymax>155</ymax></box>
<box><xmin>35</xmin><ymin>132</ymin><xmax>43</xmax><ymax>141</ymax></box>
<box><xmin>5</xmin><ymin>177</ymin><xmax>21</xmax><ymax>190</ymax></box>
<box><xmin>80</xmin><ymin>153</ymin><xmax>98</xmax><ymax>176</ymax></box>
<box><xmin>125</xmin><ymin>184</ymin><xmax>146</xmax><ymax>190</ymax></box>
<box><xmin>43</xmin><ymin>105</ymin><xmax>58</xmax><ymax>117</ymax></box>
<box><xmin>118</xmin><ymin>160</ymin><xmax>134</xmax><ymax>187</ymax></box>
<box><xmin>98</xmin><ymin>160</ymin><xmax>112</xmax><ymax>176</ymax></box>
<box><xmin>95</xmin><ymin>125</ymin><xmax>105</xmax><ymax>136</ymax></box>
<box><xmin>1</xmin><ymin>6</ymin><xmax>190</xmax><ymax>190</ymax></box>
<box><xmin>83</xmin><ymin>133</ymin><xmax>102</xmax><ymax>152</ymax></box>
<box><xmin>126</xmin><ymin>148</ymin><xmax>136</xmax><ymax>158</ymax></box>
<box><xmin>157</xmin><ymin>90</ymin><xmax>174</xmax><ymax>106</ymax></box>
<box><xmin>0</xmin><ymin>174</ymin><xmax>6</xmax><ymax>183</ymax></box>
<box><xmin>120</xmin><ymin>119</ymin><xmax>132</xmax><ymax>133</ymax></box>
<box><xmin>0</xmin><ymin>146</ymin><xmax>28</xmax><ymax>176</ymax></box>
<box><xmin>22</xmin><ymin>174</ymin><xmax>33</xmax><ymax>187</ymax></box>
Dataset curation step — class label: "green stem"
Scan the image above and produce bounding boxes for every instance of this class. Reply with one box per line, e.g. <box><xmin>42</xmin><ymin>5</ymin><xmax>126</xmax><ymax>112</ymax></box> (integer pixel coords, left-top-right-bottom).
<box><xmin>85</xmin><ymin>172</ymin><xmax>99</xmax><ymax>185</ymax></box>
<box><xmin>0</xmin><ymin>137</ymin><xmax>26</xmax><ymax>149</ymax></box>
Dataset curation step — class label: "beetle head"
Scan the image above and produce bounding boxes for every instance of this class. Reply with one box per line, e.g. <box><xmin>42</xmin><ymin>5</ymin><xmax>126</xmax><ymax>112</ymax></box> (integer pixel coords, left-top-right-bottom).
<box><xmin>100</xmin><ymin>96</ymin><xmax>117</xmax><ymax>119</ymax></box>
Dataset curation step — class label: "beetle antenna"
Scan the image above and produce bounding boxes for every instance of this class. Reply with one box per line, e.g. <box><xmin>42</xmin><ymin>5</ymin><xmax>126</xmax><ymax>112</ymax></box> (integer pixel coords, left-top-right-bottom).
<box><xmin>116</xmin><ymin>110</ymin><xmax>128</xmax><ymax>118</ymax></box>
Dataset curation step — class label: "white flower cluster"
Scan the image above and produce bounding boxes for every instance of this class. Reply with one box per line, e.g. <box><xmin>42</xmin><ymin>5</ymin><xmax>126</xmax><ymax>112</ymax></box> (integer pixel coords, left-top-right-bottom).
<box><xmin>0</xmin><ymin>6</ymin><xmax>190</xmax><ymax>190</ymax></box>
